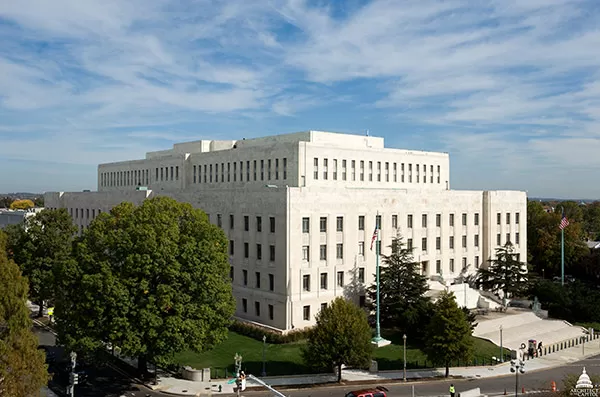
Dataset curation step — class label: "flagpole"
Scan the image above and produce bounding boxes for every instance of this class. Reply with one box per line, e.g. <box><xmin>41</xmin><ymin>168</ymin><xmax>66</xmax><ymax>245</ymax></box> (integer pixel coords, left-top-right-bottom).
<box><xmin>561</xmin><ymin>209</ymin><xmax>565</xmax><ymax>287</ymax></box>
<box><xmin>375</xmin><ymin>211</ymin><xmax>381</xmax><ymax>341</ymax></box>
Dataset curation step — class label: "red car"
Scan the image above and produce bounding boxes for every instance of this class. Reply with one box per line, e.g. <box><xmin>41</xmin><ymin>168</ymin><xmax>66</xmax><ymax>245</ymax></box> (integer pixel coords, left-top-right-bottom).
<box><xmin>345</xmin><ymin>386</ymin><xmax>389</xmax><ymax>397</ymax></box>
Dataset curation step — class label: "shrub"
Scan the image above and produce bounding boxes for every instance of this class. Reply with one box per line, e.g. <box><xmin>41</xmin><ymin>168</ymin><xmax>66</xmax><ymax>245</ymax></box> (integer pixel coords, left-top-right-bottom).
<box><xmin>229</xmin><ymin>320</ymin><xmax>311</xmax><ymax>344</ymax></box>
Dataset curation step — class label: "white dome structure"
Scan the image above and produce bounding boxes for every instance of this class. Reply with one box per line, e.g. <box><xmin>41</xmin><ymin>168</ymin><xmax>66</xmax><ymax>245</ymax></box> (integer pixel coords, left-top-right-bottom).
<box><xmin>576</xmin><ymin>367</ymin><xmax>594</xmax><ymax>389</ymax></box>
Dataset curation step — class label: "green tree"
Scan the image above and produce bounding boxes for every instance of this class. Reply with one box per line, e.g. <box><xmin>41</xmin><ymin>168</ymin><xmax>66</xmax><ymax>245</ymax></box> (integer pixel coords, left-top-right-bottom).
<box><xmin>367</xmin><ymin>236</ymin><xmax>431</xmax><ymax>337</ymax></box>
<box><xmin>476</xmin><ymin>243</ymin><xmax>528</xmax><ymax>298</ymax></box>
<box><xmin>5</xmin><ymin>208</ymin><xmax>77</xmax><ymax>317</ymax></box>
<box><xmin>583</xmin><ymin>201</ymin><xmax>600</xmax><ymax>240</ymax></box>
<box><xmin>9</xmin><ymin>199</ymin><xmax>34</xmax><ymax>210</ymax></box>
<box><xmin>302</xmin><ymin>297</ymin><xmax>372</xmax><ymax>382</ymax></box>
<box><xmin>33</xmin><ymin>196</ymin><xmax>44</xmax><ymax>208</ymax></box>
<box><xmin>423</xmin><ymin>291</ymin><xmax>473</xmax><ymax>377</ymax></box>
<box><xmin>0</xmin><ymin>230</ymin><xmax>50</xmax><ymax>396</ymax></box>
<box><xmin>55</xmin><ymin>197</ymin><xmax>236</xmax><ymax>374</ymax></box>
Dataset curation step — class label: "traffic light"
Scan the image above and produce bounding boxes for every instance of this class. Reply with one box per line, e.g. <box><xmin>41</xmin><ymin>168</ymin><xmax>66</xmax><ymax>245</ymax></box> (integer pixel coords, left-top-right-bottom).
<box><xmin>69</xmin><ymin>372</ymin><xmax>79</xmax><ymax>385</ymax></box>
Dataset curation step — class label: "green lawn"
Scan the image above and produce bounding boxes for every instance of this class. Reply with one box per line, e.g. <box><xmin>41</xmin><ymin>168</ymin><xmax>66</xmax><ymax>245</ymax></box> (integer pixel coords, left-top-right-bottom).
<box><xmin>174</xmin><ymin>331</ymin><xmax>504</xmax><ymax>378</ymax></box>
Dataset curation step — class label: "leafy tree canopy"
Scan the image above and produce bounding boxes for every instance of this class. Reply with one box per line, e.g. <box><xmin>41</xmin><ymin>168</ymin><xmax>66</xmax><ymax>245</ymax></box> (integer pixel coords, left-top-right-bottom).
<box><xmin>476</xmin><ymin>242</ymin><xmax>528</xmax><ymax>298</ymax></box>
<box><xmin>302</xmin><ymin>297</ymin><xmax>372</xmax><ymax>382</ymax></box>
<box><xmin>423</xmin><ymin>291</ymin><xmax>473</xmax><ymax>377</ymax></box>
<box><xmin>367</xmin><ymin>236</ymin><xmax>432</xmax><ymax>338</ymax></box>
<box><xmin>9</xmin><ymin>199</ymin><xmax>34</xmax><ymax>210</ymax></box>
<box><xmin>0</xmin><ymin>230</ymin><xmax>50</xmax><ymax>396</ymax></box>
<box><xmin>4</xmin><ymin>208</ymin><xmax>77</xmax><ymax>317</ymax></box>
<box><xmin>55</xmin><ymin>197</ymin><xmax>236</xmax><ymax>373</ymax></box>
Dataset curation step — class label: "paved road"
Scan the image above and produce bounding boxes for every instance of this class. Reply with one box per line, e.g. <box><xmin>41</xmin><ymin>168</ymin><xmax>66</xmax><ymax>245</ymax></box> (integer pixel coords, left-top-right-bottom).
<box><xmin>34</xmin><ymin>325</ymin><xmax>161</xmax><ymax>397</ymax></box>
<box><xmin>234</xmin><ymin>357</ymin><xmax>600</xmax><ymax>397</ymax></box>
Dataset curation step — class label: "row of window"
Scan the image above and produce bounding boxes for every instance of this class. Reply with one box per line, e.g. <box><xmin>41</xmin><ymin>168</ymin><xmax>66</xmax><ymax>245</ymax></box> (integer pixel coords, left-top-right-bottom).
<box><xmin>240</xmin><ymin>299</ymin><xmax>334</xmax><ymax>322</ymax></box>
<box><xmin>217</xmin><ymin>214</ymin><xmax>276</xmax><ymax>233</ymax></box>
<box><xmin>301</xmin><ymin>268</ymin><xmax>366</xmax><ymax>292</ymax></box>
<box><xmin>230</xmin><ymin>241</ymin><xmax>276</xmax><ymax>261</ymax></box>
<box><xmin>234</xmin><ymin>269</ymin><xmax>277</xmax><ymax>290</ymax></box>
<box><xmin>301</xmin><ymin>212</ymin><xmax>521</xmax><ymax>233</ymax></box>
<box><xmin>192</xmin><ymin>158</ymin><xmax>288</xmax><ymax>184</ymax></box>
<box><xmin>313</xmin><ymin>158</ymin><xmax>442</xmax><ymax>184</ymax></box>
<box><xmin>70</xmin><ymin>207</ymin><xmax>102</xmax><ymax>220</ymax></box>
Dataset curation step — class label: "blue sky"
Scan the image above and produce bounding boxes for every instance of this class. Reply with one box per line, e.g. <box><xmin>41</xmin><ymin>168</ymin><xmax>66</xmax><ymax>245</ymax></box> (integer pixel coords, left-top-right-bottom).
<box><xmin>1</xmin><ymin>0</ymin><xmax>600</xmax><ymax>198</ymax></box>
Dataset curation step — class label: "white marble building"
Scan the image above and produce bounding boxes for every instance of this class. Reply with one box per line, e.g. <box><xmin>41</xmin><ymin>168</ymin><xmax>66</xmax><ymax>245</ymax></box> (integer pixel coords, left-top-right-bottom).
<box><xmin>45</xmin><ymin>131</ymin><xmax>527</xmax><ymax>332</ymax></box>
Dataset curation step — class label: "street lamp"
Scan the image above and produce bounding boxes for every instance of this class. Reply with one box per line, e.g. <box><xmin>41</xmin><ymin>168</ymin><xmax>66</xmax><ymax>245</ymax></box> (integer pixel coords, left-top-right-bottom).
<box><xmin>510</xmin><ymin>359</ymin><xmax>525</xmax><ymax>397</ymax></box>
<box><xmin>234</xmin><ymin>353</ymin><xmax>243</xmax><ymax>397</ymax></box>
<box><xmin>500</xmin><ymin>325</ymin><xmax>504</xmax><ymax>363</ymax></box>
<box><xmin>403</xmin><ymin>334</ymin><xmax>407</xmax><ymax>382</ymax></box>
<box><xmin>262</xmin><ymin>335</ymin><xmax>267</xmax><ymax>377</ymax></box>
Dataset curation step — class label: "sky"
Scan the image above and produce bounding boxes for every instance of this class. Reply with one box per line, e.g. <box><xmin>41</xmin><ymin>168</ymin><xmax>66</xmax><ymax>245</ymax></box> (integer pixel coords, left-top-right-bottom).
<box><xmin>1</xmin><ymin>0</ymin><xmax>600</xmax><ymax>199</ymax></box>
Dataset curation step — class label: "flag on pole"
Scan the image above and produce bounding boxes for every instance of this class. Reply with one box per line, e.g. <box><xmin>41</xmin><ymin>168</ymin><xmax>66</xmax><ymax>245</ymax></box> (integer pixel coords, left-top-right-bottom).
<box><xmin>559</xmin><ymin>214</ymin><xmax>570</xmax><ymax>230</ymax></box>
<box><xmin>370</xmin><ymin>227</ymin><xmax>379</xmax><ymax>251</ymax></box>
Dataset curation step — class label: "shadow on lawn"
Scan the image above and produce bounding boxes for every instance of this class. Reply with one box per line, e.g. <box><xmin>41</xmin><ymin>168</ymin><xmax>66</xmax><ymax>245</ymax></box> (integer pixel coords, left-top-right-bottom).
<box><xmin>211</xmin><ymin>360</ymin><xmax>320</xmax><ymax>379</ymax></box>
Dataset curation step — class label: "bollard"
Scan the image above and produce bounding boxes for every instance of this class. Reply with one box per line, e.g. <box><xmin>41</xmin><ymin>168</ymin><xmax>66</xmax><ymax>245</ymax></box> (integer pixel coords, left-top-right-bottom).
<box><xmin>219</xmin><ymin>385</ymin><xmax>222</xmax><ymax>392</ymax></box>
<box><xmin>522</xmin><ymin>386</ymin><xmax>525</xmax><ymax>394</ymax></box>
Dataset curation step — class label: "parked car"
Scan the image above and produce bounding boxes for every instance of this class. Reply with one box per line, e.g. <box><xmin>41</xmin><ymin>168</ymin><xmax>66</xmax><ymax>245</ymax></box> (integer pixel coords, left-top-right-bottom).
<box><xmin>345</xmin><ymin>386</ymin><xmax>389</xmax><ymax>397</ymax></box>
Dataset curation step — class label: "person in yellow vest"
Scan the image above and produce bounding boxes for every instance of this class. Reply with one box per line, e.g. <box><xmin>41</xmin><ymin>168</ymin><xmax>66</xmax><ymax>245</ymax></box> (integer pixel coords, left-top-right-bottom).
<box><xmin>47</xmin><ymin>307</ymin><xmax>54</xmax><ymax>324</ymax></box>
<box><xmin>449</xmin><ymin>384</ymin><xmax>456</xmax><ymax>397</ymax></box>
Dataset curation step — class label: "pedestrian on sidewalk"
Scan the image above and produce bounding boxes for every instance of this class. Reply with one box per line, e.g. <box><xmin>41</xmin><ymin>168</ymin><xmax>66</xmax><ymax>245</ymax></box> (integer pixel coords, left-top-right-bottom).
<box><xmin>450</xmin><ymin>384</ymin><xmax>456</xmax><ymax>397</ymax></box>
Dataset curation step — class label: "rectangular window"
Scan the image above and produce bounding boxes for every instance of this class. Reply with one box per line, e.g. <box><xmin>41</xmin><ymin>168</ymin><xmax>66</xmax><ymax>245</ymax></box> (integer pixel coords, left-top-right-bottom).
<box><xmin>243</xmin><ymin>270</ymin><xmax>248</xmax><ymax>286</ymax></box>
<box><xmin>336</xmin><ymin>243</ymin><xmax>343</xmax><ymax>259</ymax></box>
<box><xmin>462</xmin><ymin>257</ymin><xmax>467</xmax><ymax>270</ymax></box>
<box><xmin>436</xmin><ymin>260</ymin><xmax>441</xmax><ymax>274</ymax></box>
<box><xmin>462</xmin><ymin>213</ymin><xmax>467</xmax><ymax>226</ymax></box>
<box><xmin>229</xmin><ymin>240</ymin><xmax>235</xmax><ymax>255</ymax></box>
<box><xmin>449</xmin><ymin>214</ymin><xmax>455</xmax><ymax>226</ymax></box>
<box><xmin>193</xmin><ymin>165</ymin><xmax>197</xmax><ymax>183</ymax></box>
<box><xmin>227</xmin><ymin>163</ymin><xmax>230</xmax><ymax>182</ymax></box>
<box><xmin>436</xmin><ymin>214</ymin><xmax>441</xmax><ymax>227</ymax></box>
<box><xmin>255</xmin><ymin>302</ymin><xmax>261</xmax><ymax>317</ymax></box>
<box><xmin>244</xmin><ymin>243</ymin><xmax>249</xmax><ymax>258</ymax></box>
<box><xmin>360</xmin><ymin>160</ymin><xmax>364</xmax><ymax>181</ymax></box>
<box><xmin>314</xmin><ymin>158</ymin><xmax>319</xmax><ymax>180</ymax></box>
<box><xmin>475</xmin><ymin>213</ymin><xmax>479</xmax><ymax>226</ymax></box>
<box><xmin>422</xmin><ymin>237</ymin><xmax>427</xmax><ymax>252</ymax></box>
<box><xmin>351</xmin><ymin>160</ymin><xmax>356</xmax><ymax>181</ymax></box>
<box><xmin>436</xmin><ymin>237</ymin><xmax>441</xmax><ymax>250</ymax></box>
<box><xmin>269</xmin><ymin>245</ymin><xmax>275</xmax><ymax>262</ymax></box>
<box><xmin>475</xmin><ymin>256</ymin><xmax>480</xmax><ymax>268</ymax></box>
<box><xmin>474</xmin><ymin>234</ymin><xmax>479</xmax><ymax>247</ymax></box>
<box><xmin>422</xmin><ymin>214</ymin><xmax>427</xmax><ymax>228</ymax></box>
<box><xmin>233</xmin><ymin>162</ymin><xmax>237</xmax><ymax>181</ymax></box>
<box><xmin>320</xmin><ymin>244</ymin><xmax>327</xmax><ymax>260</ymax></box>
<box><xmin>506</xmin><ymin>213</ymin><xmax>511</xmax><ymax>224</ymax></box>
<box><xmin>255</xmin><ymin>272</ymin><xmax>261</xmax><ymax>288</ymax></box>
<box><xmin>385</xmin><ymin>162</ymin><xmax>389</xmax><ymax>182</ymax></box>
<box><xmin>497</xmin><ymin>233</ymin><xmax>501</xmax><ymax>245</ymax></box>
<box><xmin>462</xmin><ymin>235</ymin><xmax>467</xmax><ymax>248</ymax></box>
<box><xmin>320</xmin><ymin>273</ymin><xmax>328</xmax><ymax>289</ymax></box>
<box><xmin>497</xmin><ymin>213</ymin><xmax>501</xmax><ymax>225</ymax></box>
<box><xmin>268</xmin><ymin>304</ymin><xmax>274</xmax><ymax>320</ymax></box>
<box><xmin>377</xmin><ymin>161</ymin><xmax>381</xmax><ymax>181</ymax></box>
<box><xmin>323</xmin><ymin>158</ymin><xmax>328</xmax><ymax>180</ymax></box>
<box><xmin>333</xmin><ymin>159</ymin><xmax>338</xmax><ymax>180</ymax></box>
<box><xmin>268</xmin><ymin>159</ymin><xmax>272</xmax><ymax>180</ymax></box>
<box><xmin>358</xmin><ymin>241</ymin><xmax>365</xmax><ymax>256</ymax></box>
<box><xmin>230</xmin><ymin>266</ymin><xmax>234</xmax><ymax>281</ymax></box>
<box><xmin>321</xmin><ymin>303</ymin><xmax>327</xmax><ymax>312</ymax></box>
<box><xmin>302</xmin><ymin>217</ymin><xmax>310</xmax><ymax>233</ymax></box>
<box><xmin>320</xmin><ymin>217</ymin><xmax>327</xmax><ymax>232</ymax></box>
<box><xmin>229</xmin><ymin>214</ymin><xmax>234</xmax><ymax>229</ymax></box>
<box><xmin>255</xmin><ymin>244</ymin><xmax>263</xmax><ymax>261</ymax></box>
<box><xmin>368</xmin><ymin>161</ymin><xmax>373</xmax><ymax>181</ymax></box>
<box><xmin>302</xmin><ymin>245</ymin><xmax>310</xmax><ymax>261</ymax></box>
<box><xmin>242</xmin><ymin>298</ymin><xmax>247</xmax><ymax>312</ymax></box>
<box><xmin>270</xmin><ymin>217</ymin><xmax>276</xmax><ymax>233</ymax></box>
<box><xmin>257</xmin><ymin>216</ymin><xmax>262</xmax><ymax>232</ymax></box>
<box><xmin>275</xmin><ymin>158</ymin><xmax>279</xmax><ymax>180</ymax></box>
<box><xmin>358</xmin><ymin>215</ymin><xmax>365</xmax><ymax>230</ymax></box>
<box><xmin>516</xmin><ymin>232</ymin><xmax>520</xmax><ymax>245</ymax></box>
<box><xmin>244</xmin><ymin>216</ymin><xmax>249</xmax><ymax>231</ymax></box>
<box><xmin>450</xmin><ymin>258</ymin><xmax>455</xmax><ymax>273</ymax></box>
<box><xmin>516</xmin><ymin>213</ymin><xmax>520</xmax><ymax>224</ymax></box>
<box><xmin>269</xmin><ymin>274</ymin><xmax>274</xmax><ymax>291</ymax></box>
<box><xmin>358</xmin><ymin>268</ymin><xmax>365</xmax><ymax>283</ymax></box>
<box><xmin>506</xmin><ymin>233</ymin><xmax>510</xmax><ymax>243</ymax></box>
<box><xmin>303</xmin><ymin>275</ymin><xmax>310</xmax><ymax>291</ymax></box>
<box><xmin>449</xmin><ymin>236</ymin><xmax>454</xmax><ymax>249</ymax></box>
<box><xmin>407</xmin><ymin>214</ymin><xmax>413</xmax><ymax>228</ymax></box>
<box><xmin>217</xmin><ymin>214</ymin><xmax>222</xmax><ymax>228</ymax></box>
<box><xmin>303</xmin><ymin>305</ymin><xmax>310</xmax><ymax>321</ymax></box>
<box><xmin>336</xmin><ymin>216</ymin><xmax>343</xmax><ymax>232</ymax></box>
<box><xmin>391</xmin><ymin>214</ymin><xmax>398</xmax><ymax>229</ymax></box>
<box><xmin>376</xmin><ymin>215</ymin><xmax>382</xmax><ymax>229</ymax></box>
<box><xmin>283</xmin><ymin>158</ymin><xmax>287</xmax><ymax>179</ymax></box>
<box><xmin>337</xmin><ymin>271</ymin><xmax>344</xmax><ymax>287</ymax></box>
<box><xmin>342</xmin><ymin>159</ymin><xmax>346</xmax><ymax>180</ymax></box>
<box><xmin>407</xmin><ymin>238</ymin><xmax>413</xmax><ymax>250</ymax></box>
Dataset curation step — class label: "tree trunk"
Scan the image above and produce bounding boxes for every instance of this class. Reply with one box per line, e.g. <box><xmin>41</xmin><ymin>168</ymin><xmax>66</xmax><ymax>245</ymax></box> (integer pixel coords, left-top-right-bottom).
<box><xmin>138</xmin><ymin>355</ymin><xmax>148</xmax><ymax>375</ymax></box>
<box><xmin>337</xmin><ymin>363</ymin><xmax>343</xmax><ymax>383</ymax></box>
<box><xmin>445</xmin><ymin>363</ymin><xmax>449</xmax><ymax>378</ymax></box>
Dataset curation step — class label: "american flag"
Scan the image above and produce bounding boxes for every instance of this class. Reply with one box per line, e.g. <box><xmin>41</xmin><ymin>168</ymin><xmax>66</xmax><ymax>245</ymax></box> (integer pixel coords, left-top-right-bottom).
<box><xmin>559</xmin><ymin>214</ymin><xmax>570</xmax><ymax>230</ymax></box>
<box><xmin>370</xmin><ymin>227</ymin><xmax>379</xmax><ymax>251</ymax></box>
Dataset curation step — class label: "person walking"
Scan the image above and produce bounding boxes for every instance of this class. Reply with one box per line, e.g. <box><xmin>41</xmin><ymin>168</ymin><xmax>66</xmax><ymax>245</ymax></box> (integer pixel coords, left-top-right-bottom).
<box><xmin>450</xmin><ymin>384</ymin><xmax>456</xmax><ymax>397</ymax></box>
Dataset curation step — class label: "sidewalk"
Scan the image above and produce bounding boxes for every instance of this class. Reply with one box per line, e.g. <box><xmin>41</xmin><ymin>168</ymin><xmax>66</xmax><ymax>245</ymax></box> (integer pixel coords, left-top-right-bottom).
<box><xmin>150</xmin><ymin>339</ymin><xmax>600</xmax><ymax>396</ymax></box>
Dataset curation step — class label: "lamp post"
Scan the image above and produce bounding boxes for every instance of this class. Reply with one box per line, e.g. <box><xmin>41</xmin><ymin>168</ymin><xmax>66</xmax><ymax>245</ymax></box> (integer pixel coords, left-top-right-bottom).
<box><xmin>582</xmin><ymin>335</ymin><xmax>586</xmax><ymax>356</ymax></box>
<box><xmin>403</xmin><ymin>334</ymin><xmax>407</xmax><ymax>382</ymax></box>
<box><xmin>500</xmin><ymin>325</ymin><xmax>504</xmax><ymax>362</ymax></box>
<box><xmin>234</xmin><ymin>353</ymin><xmax>243</xmax><ymax>397</ymax></box>
<box><xmin>510</xmin><ymin>358</ymin><xmax>525</xmax><ymax>397</ymax></box>
<box><xmin>262</xmin><ymin>335</ymin><xmax>267</xmax><ymax>377</ymax></box>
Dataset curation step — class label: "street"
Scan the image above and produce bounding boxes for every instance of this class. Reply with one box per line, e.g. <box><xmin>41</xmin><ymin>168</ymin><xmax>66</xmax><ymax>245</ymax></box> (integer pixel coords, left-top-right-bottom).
<box><xmin>234</xmin><ymin>356</ymin><xmax>600</xmax><ymax>397</ymax></box>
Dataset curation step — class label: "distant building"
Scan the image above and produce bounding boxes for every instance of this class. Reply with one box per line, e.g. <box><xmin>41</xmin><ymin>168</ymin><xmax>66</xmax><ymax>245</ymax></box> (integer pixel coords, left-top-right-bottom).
<box><xmin>0</xmin><ymin>208</ymin><xmax>43</xmax><ymax>230</ymax></box>
<box><xmin>45</xmin><ymin>130</ymin><xmax>527</xmax><ymax>331</ymax></box>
